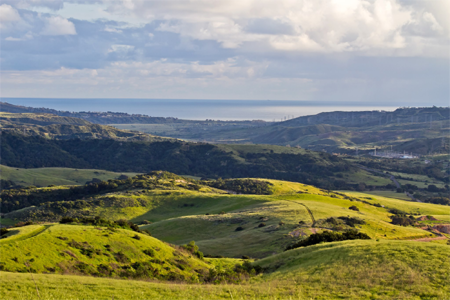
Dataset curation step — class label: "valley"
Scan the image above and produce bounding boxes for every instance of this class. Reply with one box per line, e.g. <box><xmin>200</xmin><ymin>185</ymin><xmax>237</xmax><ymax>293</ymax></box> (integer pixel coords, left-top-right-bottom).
<box><xmin>0</xmin><ymin>102</ymin><xmax>449</xmax><ymax>299</ymax></box>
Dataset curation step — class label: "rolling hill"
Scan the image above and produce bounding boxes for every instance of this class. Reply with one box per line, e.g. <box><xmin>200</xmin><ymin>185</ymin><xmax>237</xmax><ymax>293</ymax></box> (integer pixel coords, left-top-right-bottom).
<box><xmin>0</xmin><ymin>164</ymin><xmax>139</xmax><ymax>187</ymax></box>
<box><xmin>3</xmin><ymin>173</ymin><xmax>448</xmax><ymax>258</ymax></box>
<box><xmin>0</xmin><ymin>112</ymin><xmax>168</xmax><ymax>141</ymax></box>
<box><xmin>1</xmin><ymin>173</ymin><xmax>449</xmax><ymax>299</ymax></box>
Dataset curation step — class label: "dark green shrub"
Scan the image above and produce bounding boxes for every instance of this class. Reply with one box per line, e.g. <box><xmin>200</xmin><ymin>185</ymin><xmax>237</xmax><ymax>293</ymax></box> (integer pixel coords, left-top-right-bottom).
<box><xmin>114</xmin><ymin>251</ymin><xmax>130</xmax><ymax>263</ymax></box>
<box><xmin>349</xmin><ymin>205</ymin><xmax>359</xmax><ymax>211</ymax></box>
<box><xmin>60</xmin><ymin>217</ymin><xmax>77</xmax><ymax>224</ymax></box>
<box><xmin>14</xmin><ymin>221</ymin><xmax>33</xmax><ymax>227</ymax></box>
<box><xmin>390</xmin><ymin>215</ymin><xmax>416</xmax><ymax>226</ymax></box>
<box><xmin>258</xmin><ymin>223</ymin><xmax>266</xmax><ymax>228</ymax></box>
<box><xmin>181</xmin><ymin>241</ymin><xmax>204</xmax><ymax>260</ymax></box>
<box><xmin>286</xmin><ymin>229</ymin><xmax>370</xmax><ymax>250</ymax></box>
<box><xmin>0</xmin><ymin>228</ymin><xmax>8</xmax><ymax>236</ymax></box>
<box><xmin>143</xmin><ymin>249</ymin><xmax>155</xmax><ymax>257</ymax></box>
<box><xmin>337</xmin><ymin>216</ymin><xmax>365</xmax><ymax>227</ymax></box>
<box><xmin>235</xmin><ymin>226</ymin><xmax>244</xmax><ymax>231</ymax></box>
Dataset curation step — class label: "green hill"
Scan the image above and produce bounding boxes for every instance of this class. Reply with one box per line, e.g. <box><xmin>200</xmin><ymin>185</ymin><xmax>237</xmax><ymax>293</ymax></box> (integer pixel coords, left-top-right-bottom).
<box><xmin>1</xmin><ymin>239</ymin><xmax>448</xmax><ymax>299</ymax></box>
<box><xmin>1</xmin><ymin>131</ymin><xmax>361</xmax><ymax>189</ymax></box>
<box><xmin>0</xmin><ymin>223</ymin><xmax>211</xmax><ymax>281</ymax></box>
<box><xmin>4</xmin><ymin>174</ymin><xmax>448</xmax><ymax>258</ymax></box>
<box><xmin>253</xmin><ymin>239</ymin><xmax>449</xmax><ymax>299</ymax></box>
<box><xmin>0</xmin><ymin>112</ymin><xmax>168</xmax><ymax>141</ymax></box>
<box><xmin>1</xmin><ymin>174</ymin><xmax>450</xmax><ymax>299</ymax></box>
<box><xmin>0</xmin><ymin>165</ymin><xmax>139</xmax><ymax>187</ymax></box>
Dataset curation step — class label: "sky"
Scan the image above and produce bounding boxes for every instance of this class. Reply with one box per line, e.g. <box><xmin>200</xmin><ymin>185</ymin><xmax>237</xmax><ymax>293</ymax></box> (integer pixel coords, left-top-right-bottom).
<box><xmin>0</xmin><ymin>0</ymin><xmax>449</xmax><ymax>105</ymax></box>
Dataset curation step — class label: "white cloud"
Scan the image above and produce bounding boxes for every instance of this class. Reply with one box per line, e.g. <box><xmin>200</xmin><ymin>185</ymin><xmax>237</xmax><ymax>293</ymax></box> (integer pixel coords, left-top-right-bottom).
<box><xmin>0</xmin><ymin>4</ymin><xmax>22</xmax><ymax>29</ymax></box>
<box><xmin>101</xmin><ymin>0</ymin><xmax>448</xmax><ymax>56</ymax></box>
<box><xmin>0</xmin><ymin>62</ymin><xmax>312</xmax><ymax>100</ymax></box>
<box><xmin>1</xmin><ymin>0</ymin><xmax>70</xmax><ymax>11</ymax></box>
<box><xmin>41</xmin><ymin>16</ymin><xmax>76</xmax><ymax>35</ymax></box>
<box><xmin>1</xmin><ymin>0</ymin><xmax>448</xmax><ymax>103</ymax></box>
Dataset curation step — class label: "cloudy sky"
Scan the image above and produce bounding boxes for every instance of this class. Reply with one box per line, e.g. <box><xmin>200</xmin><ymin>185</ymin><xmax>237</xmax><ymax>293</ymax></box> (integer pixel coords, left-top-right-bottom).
<box><xmin>0</xmin><ymin>0</ymin><xmax>448</xmax><ymax>105</ymax></box>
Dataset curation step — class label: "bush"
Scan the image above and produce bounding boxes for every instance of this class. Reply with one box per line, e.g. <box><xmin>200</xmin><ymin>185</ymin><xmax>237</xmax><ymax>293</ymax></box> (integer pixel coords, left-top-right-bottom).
<box><xmin>60</xmin><ymin>217</ymin><xmax>77</xmax><ymax>224</ymax></box>
<box><xmin>206</xmin><ymin>178</ymin><xmax>273</xmax><ymax>195</ymax></box>
<box><xmin>258</xmin><ymin>223</ymin><xmax>266</xmax><ymax>228</ymax></box>
<box><xmin>181</xmin><ymin>241</ymin><xmax>204</xmax><ymax>260</ymax></box>
<box><xmin>337</xmin><ymin>216</ymin><xmax>365</xmax><ymax>227</ymax></box>
<box><xmin>390</xmin><ymin>215</ymin><xmax>416</xmax><ymax>226</ymax></box>
<box><xmin>349</xmin><ymin>205</ymin><xmax>359</xmax><ymax>211</ymax></box>
<box><xmin>286</xmin><ymin>229</ymin><xmax>370</xmax><ymax>250</ymax></box>
<box><xmin>235</xmin><ymin>226</ymin><xmax>244</xmax><ymax>231</ymax></box>
<box><xmin>0</xmin><ymin>228</ymin><xmax>8</xmax><ymax>236</ymax></box>
<box><xmin>14</xmin><ymin>221</ymin><xmax>33</xmax><ymax>227</ymax></box>
<box><xmin>143</xmin><ymin>249</ymin><xmax>155</xmax><ymax>257</ymax></box>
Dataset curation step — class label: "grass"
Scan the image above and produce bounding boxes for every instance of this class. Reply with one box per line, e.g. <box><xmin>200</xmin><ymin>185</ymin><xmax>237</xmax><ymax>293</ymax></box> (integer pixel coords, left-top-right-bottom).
<box><xmin>342</xmin><ymin>191</ymin><xmax>450</xmax><ymax>215</ymax></box>
<box><xmin>0</xmin><ymin>225</ymin><xmax>47</xmax><ymax>243</ymax></box>
<box><xmin>340</xmin><ymin>170</ymin><xmax>392</xmax><ymax>186</ymax></box>
<box><xmin>0</xmin><ymin>224</ymin><xmax>209</xmax><ymax>280</ymax></box>
<box><xmin>137</xmin><ymin>183</ymin><xmax>443</xmax><ymax>257</ymax></box>
<box><xmin>5</xmin><ymin>176</ymin><xmax>447</xmax><ymax>258</ymax></box>
<box><xmin>360</xmin><ymin>190</ymin><xmax>411</xmax><ymax>201</ymax></box>
<box><xmin>0</xmin><ymin>271</ymin><xmax>301</xmax><ymax>300</ymax></box>
<box><xmin>1</xmin><ymin>240</ymin><xmax>449</xmax><ymax>300</ymax></box>
<box><xmin>0</xmin><ymin>165</ymin><xmax>139</xmax><ymax>187</ymax></box>
<box><xmin>1</xmin><ymin>177</ymin><xmax>450</xmax><ymax>299</ymax></box>
<box><xmin>254</xmin><ymin>239</ymin><xmax>450</xmax><ymax>299</ymax></box>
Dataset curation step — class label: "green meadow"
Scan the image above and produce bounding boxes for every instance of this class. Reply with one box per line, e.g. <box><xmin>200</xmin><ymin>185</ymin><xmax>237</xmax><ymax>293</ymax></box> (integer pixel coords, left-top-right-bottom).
<box><xmin>0</xmin><ymin>165</ymin><xmax>139</xmax><ymax>187</ymax></box>
<box><xmin>2</xmin><ymin>175</ymin><xmax>449</xmax><ymax>299</ymax></box>
<box><xmin>1</xmin><ymin>239</ymin><xmax>448</xmax><ymax>300</ymax></box>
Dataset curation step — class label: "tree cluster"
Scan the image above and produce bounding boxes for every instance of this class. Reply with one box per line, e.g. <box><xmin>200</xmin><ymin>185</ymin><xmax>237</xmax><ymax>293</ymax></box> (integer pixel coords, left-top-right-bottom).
<box><xmin>286</xmin><ymin>229</ymin><xmax>370</xmax><ymax>250</ymax></box>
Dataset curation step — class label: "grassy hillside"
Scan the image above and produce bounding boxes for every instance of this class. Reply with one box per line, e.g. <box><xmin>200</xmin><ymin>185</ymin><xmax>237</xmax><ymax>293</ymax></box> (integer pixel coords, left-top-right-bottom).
<box><xmin>0</xmin><ymin>112</ymin><xmax>167</xmax><ymax>142</ymax></box>
<box><xmin>1</xmin><ymin>175</ymin><xmax>449</xmax><ymax>299</ymax></box>
<box><xmin>0</xmin><ymin>223</ymin><xmax>210</xmax><ymax>281</ymax></box>
<box><xmin>4</xmin><ymin>175</ymin><xmax>448</xmax><ymax>258</ymax></box>
<box><xmin>254</xmin><ymin>239</ymin><xmax>450</xmax><ymax>299</ymax></box>
<box><xmin>1</xmin><ymin>240</ymin><xmax>448</xmax><ymax>299</ymax></box>
<box><xmin>0</xmin><ymin>165</ymin><xmax>139</xmax><ymax>187</ymax></box>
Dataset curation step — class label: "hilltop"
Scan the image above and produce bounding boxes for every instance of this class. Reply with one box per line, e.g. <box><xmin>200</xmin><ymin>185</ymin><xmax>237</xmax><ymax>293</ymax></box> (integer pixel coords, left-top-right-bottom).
<box><xmin>0</xmin><ymin>165</ymin><xmax>139</xmax><ymax>188</ymax></box>
<box><xmin>0</xmin><ymin>112</ymin><xmax>168</xmax><ymax>141</ymax></box>
<box><xmin>0</xmin><ymin>223</ymin><xmax>211</xmax><ymax>281</ymax></box>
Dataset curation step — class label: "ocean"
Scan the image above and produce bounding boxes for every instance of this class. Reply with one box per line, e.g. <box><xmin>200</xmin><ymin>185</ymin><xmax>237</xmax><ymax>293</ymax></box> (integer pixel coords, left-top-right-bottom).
<box><xmin>2</xmin><ymin>98</ymin><xmax>399</xmax><ymax>121</ymax></box>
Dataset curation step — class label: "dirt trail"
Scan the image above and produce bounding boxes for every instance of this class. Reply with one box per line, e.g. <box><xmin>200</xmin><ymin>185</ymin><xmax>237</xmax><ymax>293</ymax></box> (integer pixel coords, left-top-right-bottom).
<box><xmin>297</xmin><ymin>203</ymin><xmax>316</xmax><ymax>227</ymax></box>
<box><xmin>0</xmin><ymin>225</ymin><xmax>52</xmax><ymax>244</ymax></box>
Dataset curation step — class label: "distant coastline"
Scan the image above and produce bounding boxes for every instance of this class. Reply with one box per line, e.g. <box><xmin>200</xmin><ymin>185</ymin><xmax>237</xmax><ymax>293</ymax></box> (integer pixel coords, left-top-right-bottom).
<box><xmin>2</xmin><ymin>98</ymin><xmax>400</xmax><ymax>121</ymax></box>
